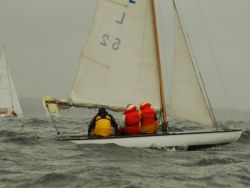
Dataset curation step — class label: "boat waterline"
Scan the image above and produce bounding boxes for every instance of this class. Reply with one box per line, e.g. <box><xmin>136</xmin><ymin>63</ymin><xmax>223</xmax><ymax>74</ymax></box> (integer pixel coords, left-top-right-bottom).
<box><xmin>60</xmin><ymin>129</ymin><xmax>242</xmax><ymax>150</ymax></box>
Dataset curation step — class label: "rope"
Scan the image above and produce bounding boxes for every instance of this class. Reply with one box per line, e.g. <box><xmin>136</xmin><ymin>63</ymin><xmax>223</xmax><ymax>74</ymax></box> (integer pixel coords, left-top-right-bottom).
<box><xmin>196</xmin><ymin>0</ymin><xmax>234</xmax><ymax>121</ymax></box>
<box><xmin>174</xmin><ymin>0</ymin><xmax>218</xmax><ymax>128</ymax></box>
<box><xmin>46</xmin><ymin>103</ymin><xmax>62</xmax><ymax>137</ymax></box>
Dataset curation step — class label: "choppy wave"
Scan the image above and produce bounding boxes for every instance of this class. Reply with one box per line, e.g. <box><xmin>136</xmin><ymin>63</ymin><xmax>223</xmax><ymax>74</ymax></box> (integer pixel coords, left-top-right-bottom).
<box><xmin>0</xmin><ymin>117</ymin><xmax>249</xmax><ymax>188</ymax></box>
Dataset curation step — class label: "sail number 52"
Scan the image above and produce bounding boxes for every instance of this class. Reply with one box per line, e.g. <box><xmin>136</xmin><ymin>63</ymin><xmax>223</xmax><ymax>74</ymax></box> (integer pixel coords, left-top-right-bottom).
<box><xmin>100</xmin><ymin>34</ymin><xmax>121</xmax><ymax>51</ymax></box>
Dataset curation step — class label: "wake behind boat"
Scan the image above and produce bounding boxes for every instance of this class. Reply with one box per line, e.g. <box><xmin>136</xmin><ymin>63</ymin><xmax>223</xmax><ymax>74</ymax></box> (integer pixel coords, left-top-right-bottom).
<box><xmin>45</xmin><ymin>0</ymin><xmax>242</xmax><ymax>149</ymax></box>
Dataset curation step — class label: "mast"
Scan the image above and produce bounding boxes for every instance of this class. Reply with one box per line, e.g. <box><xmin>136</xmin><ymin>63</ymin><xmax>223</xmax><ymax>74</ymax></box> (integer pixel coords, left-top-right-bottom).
<box><xmin>151</xmin><ymin>0</ymin><xmax>168</xmax><ymax>132</ymax></box>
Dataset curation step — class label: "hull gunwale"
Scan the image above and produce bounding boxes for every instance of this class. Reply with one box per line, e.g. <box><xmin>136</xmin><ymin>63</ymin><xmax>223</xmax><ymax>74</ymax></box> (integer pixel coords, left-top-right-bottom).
<box><xmin>58</xmin><ymin>129</ymin><xmax>242</xmax><ymax>150</ymax></box>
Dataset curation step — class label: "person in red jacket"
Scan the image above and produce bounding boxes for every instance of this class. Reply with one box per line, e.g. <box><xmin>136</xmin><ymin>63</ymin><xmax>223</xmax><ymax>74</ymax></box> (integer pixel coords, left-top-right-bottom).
<box><xmin>119</xmin><ymin>104</ymin><xmax>140</xmax><ymax>135</ymax></box>
<box><xmin>139</xmin><ymin>102</ymin><xmax>158</xmax><ymax>134</ymax></box>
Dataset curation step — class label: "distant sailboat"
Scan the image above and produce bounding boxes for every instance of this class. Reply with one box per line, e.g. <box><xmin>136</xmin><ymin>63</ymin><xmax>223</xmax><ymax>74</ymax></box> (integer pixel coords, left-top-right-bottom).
<box><xmin>45</xmin><ymin>0</ymin><xmax>242</xmax><ymax>149</ymax></box>
<box><xmin>0</xmin><ymin>47</ymin><xmax>23</xmax><ymax>117</ymax></box>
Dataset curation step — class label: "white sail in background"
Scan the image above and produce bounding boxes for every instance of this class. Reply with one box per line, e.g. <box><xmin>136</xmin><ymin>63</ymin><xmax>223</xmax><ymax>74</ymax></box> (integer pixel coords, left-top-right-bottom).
<box><xmin>9</xmin><ymin>67</ymin><xmax>22</xmax><ymax>116</ymax></box>
<box><xmin>168</xmin><ymin>2</ymin><xmax>213</xmax><ymax>127</ymax></box>
<box><xmin>71</xmin><ymin>0</ymin><xmax>161</xmax><ymax>111</ymax></box>
<box><xmin>0</xmin><ymin>49</ymin><xmax>23</xmax><ymax>117</ymax></box>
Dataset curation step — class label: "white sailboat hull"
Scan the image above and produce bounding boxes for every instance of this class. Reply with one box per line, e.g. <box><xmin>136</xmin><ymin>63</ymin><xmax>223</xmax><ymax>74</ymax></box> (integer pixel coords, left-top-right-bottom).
<box><xmin>62</xmin><ymin>129</ymin><xmax>242</xmax><ymax>150</ymax></box>
<box><xmin>0</xmin><ymin>113</ymin><xmax>15</xmax><ymax>118</ymax></box>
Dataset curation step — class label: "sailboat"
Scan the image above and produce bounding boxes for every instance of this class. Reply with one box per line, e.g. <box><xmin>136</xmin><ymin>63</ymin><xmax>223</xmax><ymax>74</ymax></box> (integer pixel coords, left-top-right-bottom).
<box><xmin>45</xmin><ymin>0</ymin><xmax>242</xmax><ymax>150</ymax></box>
<box><xmin>0</xmin><ymin>47</ymin><xmax>23</xmax><ymax>118</ymax></box>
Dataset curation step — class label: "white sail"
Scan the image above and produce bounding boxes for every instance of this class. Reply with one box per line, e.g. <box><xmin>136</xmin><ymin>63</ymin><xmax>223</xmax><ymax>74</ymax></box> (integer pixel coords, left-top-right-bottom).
<box><xmin>168</xmin><ymin>2</ymin><xmax>213</xmax><ymax>127</ymax></box>
<box><xmin>9</xmin><ymin>68</ymin><xmax>23</xmax><ymax>116</ymax></box>
<box><xmin>47</xmin><ymin>0</ymin><xmax>242</xmax><ymax>149</ymax></box>
<box><xmin>0</xmin><ymin>50</ymin><xmax>12</xmax><ymax>110</ymax></box>
<box><xmin>0</xmin><ymin>49</ymin><xmax>23</xmax><ymax>116</ymax></box>
<box><xmin>71</xmin><ymin>0</ymin><xmax>161</xmax><ymax>111</ymax></box>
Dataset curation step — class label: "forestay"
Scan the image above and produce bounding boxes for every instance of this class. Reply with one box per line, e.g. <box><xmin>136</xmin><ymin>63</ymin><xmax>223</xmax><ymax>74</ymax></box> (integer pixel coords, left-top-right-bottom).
<box><xmin>0</xmin><ymin>49</ymin><xmax>22</xmax><ymax>116</ymax></box>
<box><xmin>71</xmin><ymin>0</ymin><xmax>161</xmax><ymax>111</ymax></box>
<box><xmin>168</xmin><ymin>3</ymin><xmax>213</xmax><ymax>127</ymax></box>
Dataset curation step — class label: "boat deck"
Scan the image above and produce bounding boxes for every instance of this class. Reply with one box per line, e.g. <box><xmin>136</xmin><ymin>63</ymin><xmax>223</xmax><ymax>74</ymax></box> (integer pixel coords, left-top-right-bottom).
<box><xmin>59</xmin><ymin>128</ymin><xmax>242</xmax><ymax>141</ymax></box>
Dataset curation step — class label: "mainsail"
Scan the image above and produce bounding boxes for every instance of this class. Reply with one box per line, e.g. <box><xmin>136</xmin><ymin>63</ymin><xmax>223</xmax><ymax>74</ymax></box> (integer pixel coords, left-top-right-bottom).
<box><xmin>0</xmin><ymin>48</ymin><xmax>23</xmax><ymax>116</ymax></box>
<box><xmin>168</xmin><ymin>1</ymin><xmax>213</xmax><ymax>127</ymax></box>
<box><xmin>71</xmin><ymin>0</ymin><xmax>162</xmax><ymax>112</ymax></box>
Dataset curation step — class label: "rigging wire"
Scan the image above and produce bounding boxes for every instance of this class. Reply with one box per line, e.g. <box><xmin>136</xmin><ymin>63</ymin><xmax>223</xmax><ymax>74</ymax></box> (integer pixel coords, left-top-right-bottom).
<box><xmin>196</xmin><ymin>0</ymin><xmax>234</xmax><ymax>121</ymax></box>
<box><xmin>46</xmin><ymin>103</ymin><xmax>62</xmax><ymax>137</ymax></box>
<box><xmin>174</xmin><ymin>1</ymin><xmax>218</xmax><ymax>128</ymax></box>
<box><xmin>158</xmin><ymin>2</ymin><xmax>169</xmax><ymax>89</ymax></box>
<box><xmin>188</xmin><ymin>39</ymin><xmax>218</xmax><ymax>128</ymax></box>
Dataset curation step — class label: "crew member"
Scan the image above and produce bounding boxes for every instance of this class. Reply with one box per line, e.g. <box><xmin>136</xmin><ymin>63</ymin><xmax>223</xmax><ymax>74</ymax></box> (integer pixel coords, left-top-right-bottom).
<box><xmin>88</xmin><ymin>107</ymin><xmax>118</xmax><ymax>137</ymax></box>
<box><xmin>139</xmin><ymin>102</ymin><xmax>158</xmax><ymax>134</ymax></box>
<box><xmin>120</xmin><ymin>104</ymin><xmax>140</xmax><ymax>135</ymax></box>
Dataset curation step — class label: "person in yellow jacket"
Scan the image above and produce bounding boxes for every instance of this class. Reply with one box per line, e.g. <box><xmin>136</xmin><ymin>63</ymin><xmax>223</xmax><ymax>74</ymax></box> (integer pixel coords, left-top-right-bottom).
<box><xmin>88</xmin><ymin>107</ymin><xmax>119</xmax><ymax>137</ymax></box>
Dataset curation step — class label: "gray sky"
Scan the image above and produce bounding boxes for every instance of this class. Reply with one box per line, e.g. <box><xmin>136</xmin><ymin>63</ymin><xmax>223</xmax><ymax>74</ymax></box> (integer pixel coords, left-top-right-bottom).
<box><xmin>175</xmin><ymin>0</ymin><xmax>250</xmax><ymax>113</ymax></box>
<box><xmin>0</xmin><ymin>0</ymin><xmax>250</xmax><ymax>117</ymax></box>
<box><xmin>0</xmin><ymin>0</ymin><xmax>97</xmax><ymax>99</ymax></box>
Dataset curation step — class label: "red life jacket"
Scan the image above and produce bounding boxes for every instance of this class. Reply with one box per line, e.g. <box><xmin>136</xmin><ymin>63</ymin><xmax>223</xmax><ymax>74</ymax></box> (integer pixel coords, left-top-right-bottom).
<box><xmin>124</xmin><ymin>106</ymin><xmax>140</xmax><ymax>135</ymax></box>
<box><xmin>140</xmin><ymin>107</ymin><xmax>156</xmax><ymax>125</ymax></box>
<box><xmin>140</xmin><ymin>103</ymin><xmax>158</xmax><ymax>134</ymax></box>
